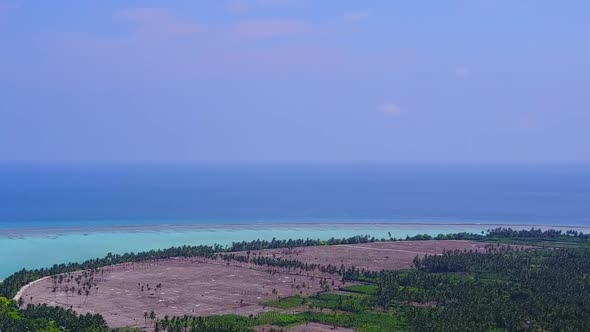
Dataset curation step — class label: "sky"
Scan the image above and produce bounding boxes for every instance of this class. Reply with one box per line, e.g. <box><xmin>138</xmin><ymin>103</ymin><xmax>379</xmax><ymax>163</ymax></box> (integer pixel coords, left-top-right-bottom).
<box><xmin>0</xmin><ymin>0</ymin><xmax>589</xmax><ymax>163</ymax></box>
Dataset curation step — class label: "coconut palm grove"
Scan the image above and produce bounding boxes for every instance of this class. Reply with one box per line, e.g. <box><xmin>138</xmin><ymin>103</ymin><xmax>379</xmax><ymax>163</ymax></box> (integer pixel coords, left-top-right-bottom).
<box><xmin>1</xmin><ymin>228</ymin><xmax>590</xmax><ymax>331</ymax></box>
<box><xmin>2</xmin><ymin>1</ymin><xmax>590</xmax><ymax>331</ymax></box>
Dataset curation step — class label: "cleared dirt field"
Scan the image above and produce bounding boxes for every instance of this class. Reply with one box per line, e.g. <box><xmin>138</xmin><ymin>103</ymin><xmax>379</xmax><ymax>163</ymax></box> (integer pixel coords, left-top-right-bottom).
<box><xmin>21</xmin><ymin>240</ymin><xmax>497</xmax><ymax>330</ymax></box>
<box><xmin>21</xmin><ymin>258</ymin><xmax>345</xmax><ymax>329</ymax></box>
<box><xmin>244</xmin><ymin>240</ymin><xmax>498</xmax><ymax>271</ymax></box>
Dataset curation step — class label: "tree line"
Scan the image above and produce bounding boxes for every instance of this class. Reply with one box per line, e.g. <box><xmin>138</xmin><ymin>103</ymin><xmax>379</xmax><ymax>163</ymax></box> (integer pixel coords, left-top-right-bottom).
<box><xmin>0</xmin><ymin>297</ymin><xmax>109</xmax><ymax>332</ymax></box>
<box><xmin>2</xmin><ymin>227</ymin><xmax>588</xmax><ymax>331</ymax></box>
<box><xmin>371</xmin><ymin>246</ymin><xmax>590</xmax><ymax>331</ymax></box>
<box><xmin>2</xmin><ymin>231</ymin><xmax>494</xmax><ymax>299</ymax></box>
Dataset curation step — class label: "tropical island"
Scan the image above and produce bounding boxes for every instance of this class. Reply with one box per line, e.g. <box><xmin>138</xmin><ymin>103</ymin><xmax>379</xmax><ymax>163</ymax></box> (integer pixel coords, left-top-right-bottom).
<box><xmin>3</xmin><ymin>0</ymin><xmax>589</xmax><ymax>331</ymax></box>
<box><xmin>1</xmin><ymin>227</ymin><xmax>589</xmax><ymax>331</ymax></box>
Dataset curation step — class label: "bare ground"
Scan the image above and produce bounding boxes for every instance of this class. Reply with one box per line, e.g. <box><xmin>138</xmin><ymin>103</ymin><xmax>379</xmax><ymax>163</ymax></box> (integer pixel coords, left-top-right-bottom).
<box><xmin>242</xmin><ymin>240</ymin><xmax>501</xmax><ymax>271</ymax></box>
<box><xmin>20</xmin><ymin>240</ymin><xmax>500</xmax><ymax>330</ymax></box>
<box><xmin>21</xmin><ymin>258</ymin><xmax>345</xmax><ymax>329</ymax></box>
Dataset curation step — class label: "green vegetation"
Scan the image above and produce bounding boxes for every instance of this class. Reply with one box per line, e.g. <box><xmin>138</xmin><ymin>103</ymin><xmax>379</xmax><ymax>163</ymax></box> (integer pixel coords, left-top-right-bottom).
<box><xmin>263</xmin><ymin>295</ymin><xmax>306</xmax><ymax>309</ymax></box>
<box><xmin>482</xmin><ymin>227</ymin><xmax>590</xmax><ymax>248</ymax></box>
<box><xmin>0</xmin><ymin>231</ymin><xmax>496</xmax><ymax>300</ymax></box>
<box><xmin>0</xmin><ymin>297</ymin><xmax>109</xmax><ymax>332</ymax></box>
<box><xmin>151</xmin><ymin>311</ymin><xmax>407</xmax><ymax>332</ymax></box>
<box><xmin>341</xmin><ymin>284</ymin><xmax>378</xmax><ymax>295</ymax></box>
<box><xmin>206</xmin><ymin>228</ymin><xmax>590</xmax><ymax>331</ymax></box>
<box><xmin>0</xmin><ymin>235</ymin><xmax>377</xmax><ymax>299</ymax></box>
<box><xmin>264</xmin><ymin>293</ymin><xmax>373</xmax><ymax>313</ymax></box>
<box><xmin>262</xmin><ymin>244</ymin><xmax>590</xmax><ymax>331</ymax></box>
<box><xmin>2</xmin><ymin>227</ymin><xmax>590</xmax><ymax>331</ymax></box>
<box><xmin>403</xmin><ymin>246</ymin><xmax>590</xmax><ymax>331</ymax></box>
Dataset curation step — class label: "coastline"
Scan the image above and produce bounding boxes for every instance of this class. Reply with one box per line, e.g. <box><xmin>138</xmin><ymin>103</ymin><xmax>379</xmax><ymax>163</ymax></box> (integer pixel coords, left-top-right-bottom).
<box><xmin>12</xmin><ymin>276</ymin><xmax>49</xmax><ymax>301</ymax></box>
<box><xmin>2</xmin><ymin>221</ymin><xmax>589</xmax><ymax>238</ymax></box>
<box><xmin>1</xmin><ymin>221</ymin><xmax>589</xmax><ymax>279</ymax></box>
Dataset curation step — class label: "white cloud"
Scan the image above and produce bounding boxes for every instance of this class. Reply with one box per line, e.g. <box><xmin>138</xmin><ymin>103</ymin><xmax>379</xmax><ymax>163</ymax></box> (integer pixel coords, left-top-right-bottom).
<box><xmin>343</xmin><ymin>11</ymin><xmax>369</xmax><ymax>23</ymax></box>
<box><xmin>381</xmin><ymin>103</ymin><xmax>402</xmax><ymax>116</ymax></box>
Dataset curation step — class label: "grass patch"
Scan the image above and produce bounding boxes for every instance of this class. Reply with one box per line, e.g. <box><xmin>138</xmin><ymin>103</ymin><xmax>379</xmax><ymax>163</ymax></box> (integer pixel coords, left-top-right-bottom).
<box><xmin>263</xmin><ymin>295</ymin><xmax>306</xmax><ymax>309</ymax></box>
<box><xmin>342</xmin><ymin>284</ymin><xmax>378</xmax><ymax>295</ymax></box>
<box><xmin>193</xmin><ymin>310</ymin><xmax>407</xmax><ymax>331</ymax></box>
<box><xmin>308</xmin><ymin>293</ymin><xmax>370</xmax><ymax>311</ymax></box>
<box><xmin>264</xmin><ymin>293</ymin><xmax>373</xmax><ymax>313</ymax></box>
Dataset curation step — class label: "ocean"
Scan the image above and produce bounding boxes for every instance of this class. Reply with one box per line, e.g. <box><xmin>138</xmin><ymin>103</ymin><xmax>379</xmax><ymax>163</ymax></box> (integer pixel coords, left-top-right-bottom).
<box><xmin>1</xmin><ymin>163</ymin><xmax>589</xmax><ymax>277</ymax></box>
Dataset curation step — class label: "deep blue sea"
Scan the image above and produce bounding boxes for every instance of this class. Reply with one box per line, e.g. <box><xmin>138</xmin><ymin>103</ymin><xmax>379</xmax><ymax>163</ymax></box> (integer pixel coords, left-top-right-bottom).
<box><xmin>1</xmin><ymin>163</ymin><xmax>589</xmax><ymax>226</ymax></box>
<box><xmin>1</xmin><ymin>163</ymin><xmax>589</xmax><ymax>277</ymax></box>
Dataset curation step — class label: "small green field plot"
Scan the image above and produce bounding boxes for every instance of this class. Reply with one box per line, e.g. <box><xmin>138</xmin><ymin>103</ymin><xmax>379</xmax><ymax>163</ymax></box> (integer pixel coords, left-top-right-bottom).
<box><xmin>341</xmin><ymin>284</ymin><xmax>378</xmax><ymax>295</ymax></box>
<box><xmin>257</xmin><ymin>311</ymin><xmax>407</xmax><ymax>332</ymax></box>
<box><xmin>182</xmin><ymin>311</ymin><xmax>408</xmax><ymax>332</ymax></box>
<box><xmin>260</xmin><ymin>292</ymin><xmax>408</xmax><ymax>331</ymax></box>
<box><xmin>308</xmin><ymin>293</ymin><xmax>372</xmax><ymax>312</ymax></box>
<box><xmin>255</xmin><ymin>311</ymin><xmax>307</xmax><ymax>327</ymax></box>
<box><xmin>263</xmin><ymin>295</ymin><xmax>306</xmax><ymax>309</ymax></box>
<box><xmin>264</xmin><ymin>292</ymin><xmax>373</xmax><ymax>313</ymax></box>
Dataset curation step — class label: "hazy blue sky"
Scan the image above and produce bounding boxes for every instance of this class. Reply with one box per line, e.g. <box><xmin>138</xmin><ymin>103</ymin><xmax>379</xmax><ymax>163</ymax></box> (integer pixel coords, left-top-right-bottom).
<box><xmin>1</xmin><ymin>0</ymin><xmax>589</xmax><ymax>162</ymax></box>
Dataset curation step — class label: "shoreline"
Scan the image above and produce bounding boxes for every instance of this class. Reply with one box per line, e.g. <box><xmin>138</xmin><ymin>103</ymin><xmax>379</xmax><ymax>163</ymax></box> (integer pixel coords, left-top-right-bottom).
<box><xmin>1</xmin><ymin>221</ymin><xmax>589</xmax><ymax>238</ymax></box>
<box><xmin>11</xmin><ymin>239</ymin><xmax>519</xmax><ymax>328</ymax></box>
<box><xmin>12</xmin><ymin>276</ymin><xmax>49</xmax><ymax>301</ymax></box>
<box><xmin>2</xmin><ymin>222</ymin><xmax>588</xmax><ymax>279</ymax></box>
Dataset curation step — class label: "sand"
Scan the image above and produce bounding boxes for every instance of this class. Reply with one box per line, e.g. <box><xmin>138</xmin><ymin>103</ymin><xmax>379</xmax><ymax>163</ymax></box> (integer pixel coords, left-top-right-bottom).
<box><xmin>241</xmin><ymin>240</ymin><xmax>502</xmax><ymax>271</ymax></box>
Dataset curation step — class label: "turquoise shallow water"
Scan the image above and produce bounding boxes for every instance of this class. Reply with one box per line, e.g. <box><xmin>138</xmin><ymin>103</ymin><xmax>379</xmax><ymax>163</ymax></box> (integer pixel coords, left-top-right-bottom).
<box><xmin>3</xmin><ymin>222</ymin><xmax>590</xmax><ymax>278</ymax></box>
<box><xmin>2</xmin><ymin>164</ymin><xmax>589</xmax><ymax>278</ymax></box>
